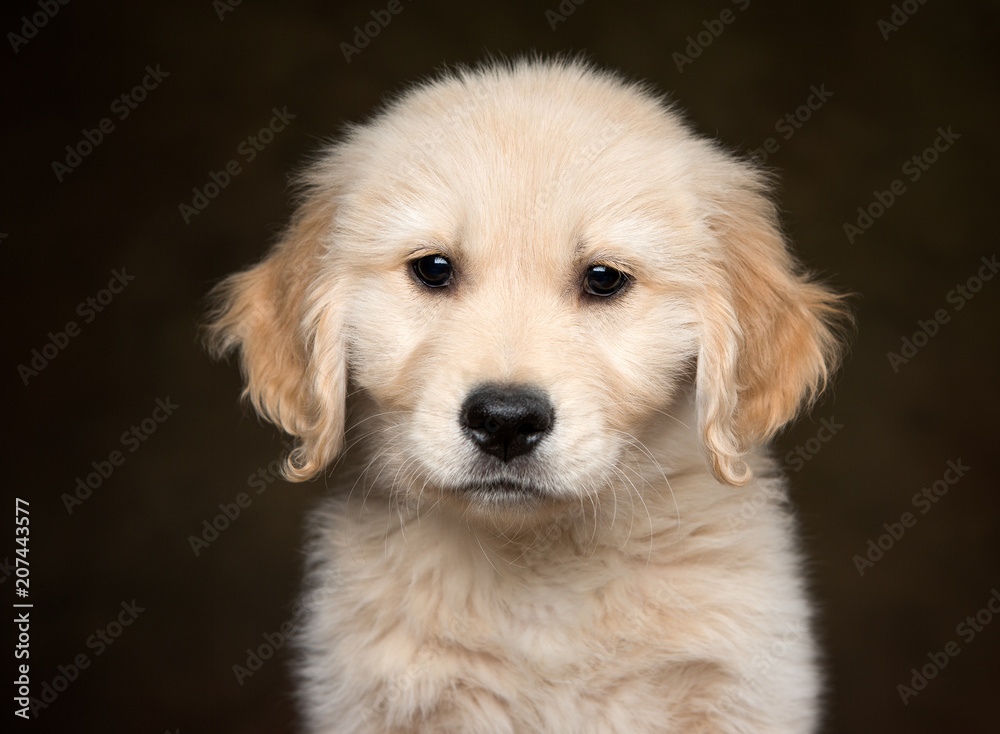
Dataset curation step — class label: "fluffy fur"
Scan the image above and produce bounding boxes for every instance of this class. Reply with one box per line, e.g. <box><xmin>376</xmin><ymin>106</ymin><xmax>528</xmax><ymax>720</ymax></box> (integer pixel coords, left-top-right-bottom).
<box><xmin>207</xmin><ymin>59</ymin><xmax>847</xmax><ymax>733</ymax></box>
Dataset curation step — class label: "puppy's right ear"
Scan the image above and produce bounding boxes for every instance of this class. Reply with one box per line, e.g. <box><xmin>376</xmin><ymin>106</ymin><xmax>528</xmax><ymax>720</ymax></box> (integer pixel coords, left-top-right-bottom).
<box><xmin>204</xmin><ymin>190</ymin><xmax>346</xmax><ymax>481</ymax></box>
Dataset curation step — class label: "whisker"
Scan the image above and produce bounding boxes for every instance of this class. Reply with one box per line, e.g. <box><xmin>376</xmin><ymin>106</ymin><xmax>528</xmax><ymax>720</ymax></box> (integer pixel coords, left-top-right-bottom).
<box><xmin>608</xmin><ymin>428</ymin><xmax>683</xmax><ymax>539</ymax></box>
<box><xmin>472</xmin><ymin>520</ymin><xmax>501</xmax><ymax>577</ymax></box>
<box><xmin>608</xmin><ymin>462</ymin><xmax>637</xmax><ymax>547</ymax></box>
<box><xmin>609</xmin><ymin>461</ymin><xmax>655</xmax><ymax>566</ymax></box>
<box><xmin>600</xmin><ymin>399</ymin><xmax>693</xmax><ymax>431</ymax></box>
<box><xmin>343</xmin><ymin>409</ymin><xmax>412</xmax><ymax>435</ymax></box>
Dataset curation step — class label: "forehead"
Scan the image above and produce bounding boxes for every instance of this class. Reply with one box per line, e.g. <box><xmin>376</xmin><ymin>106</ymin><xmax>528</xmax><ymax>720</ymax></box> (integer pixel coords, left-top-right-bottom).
<box><xmin>330</xmin><ymin>65</ymin><xmax>710</xmax><ymax>271</ymax></box>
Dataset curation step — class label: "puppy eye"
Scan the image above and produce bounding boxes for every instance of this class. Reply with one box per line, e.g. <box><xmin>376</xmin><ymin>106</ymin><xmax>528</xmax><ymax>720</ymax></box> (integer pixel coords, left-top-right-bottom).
<box><xmin>412</xmin><ymin>254</ymin><xmax>453</xmax><ymax>288</ymax></box>
<box><xmin>583</xmin><ymin>264</ymin><xmax>629</xmax><ymax>297</ymax></box>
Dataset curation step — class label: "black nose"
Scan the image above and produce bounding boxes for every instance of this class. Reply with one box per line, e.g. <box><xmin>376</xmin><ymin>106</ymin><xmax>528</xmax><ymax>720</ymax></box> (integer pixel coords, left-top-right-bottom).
<box><xmin>460</xmin><ymin>385</ymin><xmax>555</xmax><ymax>462</ymax></box>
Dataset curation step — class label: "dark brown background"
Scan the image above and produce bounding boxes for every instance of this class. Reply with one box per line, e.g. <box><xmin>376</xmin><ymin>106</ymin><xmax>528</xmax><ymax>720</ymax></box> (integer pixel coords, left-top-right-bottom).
<box><xmin>5</xmin><ymin>1</ymin><xmax>999</xmax><ymax>732</ymax></box>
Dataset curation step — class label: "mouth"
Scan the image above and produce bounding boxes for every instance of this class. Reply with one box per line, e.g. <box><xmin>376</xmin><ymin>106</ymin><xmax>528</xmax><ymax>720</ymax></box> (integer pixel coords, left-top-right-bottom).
<box><xmin>454</xmin><ymin>479</ymin><xmax>548</xmax><ymax>504</ymax></box>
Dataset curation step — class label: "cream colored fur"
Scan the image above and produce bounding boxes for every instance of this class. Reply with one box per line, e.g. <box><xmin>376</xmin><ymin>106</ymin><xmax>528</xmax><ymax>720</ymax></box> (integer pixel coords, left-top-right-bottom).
<box><xmin>207</xmin><ymin>59</ymin><xmax>847</xmax><ymax>733</ymax></box>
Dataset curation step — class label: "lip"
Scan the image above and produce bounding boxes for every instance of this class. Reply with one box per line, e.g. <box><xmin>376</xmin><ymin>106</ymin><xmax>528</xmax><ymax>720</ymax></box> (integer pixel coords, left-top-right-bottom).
<box><xmin>455</xmin><ymin>479</ymin><xmax>547</xmax><ymax>502</ymax></box>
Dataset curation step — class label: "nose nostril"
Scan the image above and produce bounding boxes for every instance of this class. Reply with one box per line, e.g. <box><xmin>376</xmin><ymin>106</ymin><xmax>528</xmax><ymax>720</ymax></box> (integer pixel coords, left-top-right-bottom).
<box><xmin>460</xmin><ymin>384</ymin><xmax>555</xmax><ymax>462</ymax></box>
<box><xmin>518</xmin><ymin>418</ymin><xmax>548</xmax><ymax>436</ymax></box>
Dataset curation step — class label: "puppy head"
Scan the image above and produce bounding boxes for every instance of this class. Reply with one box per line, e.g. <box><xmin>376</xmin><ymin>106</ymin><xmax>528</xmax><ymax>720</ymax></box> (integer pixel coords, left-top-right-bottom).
<box><xmin>206</xmin><ymin>60</ymin><xmax>846</xmax><ymax>513</ymax></box>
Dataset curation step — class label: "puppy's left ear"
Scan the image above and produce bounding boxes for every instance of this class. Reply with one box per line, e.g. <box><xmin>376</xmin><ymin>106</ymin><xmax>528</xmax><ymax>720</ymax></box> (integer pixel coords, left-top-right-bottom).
<box><xmin>204</xmin><ymin>185</ymin><xmax>348</xmax><ymax>482</ymax></box>
<box><xmin>697</xmin><ymin>165</ymin><xmax>849</xmax><ymax>486</ymax></box>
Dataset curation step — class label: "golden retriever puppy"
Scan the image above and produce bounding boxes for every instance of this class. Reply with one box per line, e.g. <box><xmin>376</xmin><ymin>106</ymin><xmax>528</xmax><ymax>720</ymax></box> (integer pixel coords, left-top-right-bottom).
<box><xmin>207</xmin><ymin>59</ymin><xmax>847</xmax><ymax>733</ymax></box>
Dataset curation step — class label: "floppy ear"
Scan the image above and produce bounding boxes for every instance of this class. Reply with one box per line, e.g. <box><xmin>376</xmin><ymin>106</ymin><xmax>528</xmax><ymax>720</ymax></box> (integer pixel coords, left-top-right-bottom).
<box><xmin>697</xmin><ymin>165</ymin><xmax>848</xmax><ymax>486</ymax></box>
<box><xmin>204</xmin><ymin>187</ymin><xmax>347</xmax><ymax>482</ymax></box>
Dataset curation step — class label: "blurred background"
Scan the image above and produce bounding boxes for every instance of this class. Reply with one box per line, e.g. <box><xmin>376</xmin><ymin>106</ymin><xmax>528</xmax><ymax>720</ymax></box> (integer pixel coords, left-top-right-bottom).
<box><xmin>5</xmin><ymin>1</ymin><xmax>999</xmax><ymax>732</ymax></box>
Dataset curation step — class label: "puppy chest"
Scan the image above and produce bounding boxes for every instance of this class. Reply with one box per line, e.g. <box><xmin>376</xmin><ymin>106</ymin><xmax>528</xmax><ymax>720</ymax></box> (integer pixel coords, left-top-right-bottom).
<box><xmin>361</xmin><ymin>558</ymin><xmax>659</xmax><ymax>684</ymax></box>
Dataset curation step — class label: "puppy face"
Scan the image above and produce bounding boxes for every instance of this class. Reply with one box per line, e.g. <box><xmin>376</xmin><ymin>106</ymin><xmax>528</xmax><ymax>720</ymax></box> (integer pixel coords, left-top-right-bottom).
<box><xmin>206</xmin><ymin>61</ymin><xmax>845</xmax><ymax>520</ymax></box>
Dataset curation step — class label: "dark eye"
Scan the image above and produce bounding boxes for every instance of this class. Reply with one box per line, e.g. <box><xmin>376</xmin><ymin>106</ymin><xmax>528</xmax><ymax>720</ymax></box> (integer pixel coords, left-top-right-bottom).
<box><xmin>583</xmin><ymin>264</ymin><xmax>629</xmax><ymax>297</ymax></box>
<box><xmin>412</xmin><ymin>254</ymin><xmax>453</xmax><ymax>288</ymax></box>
